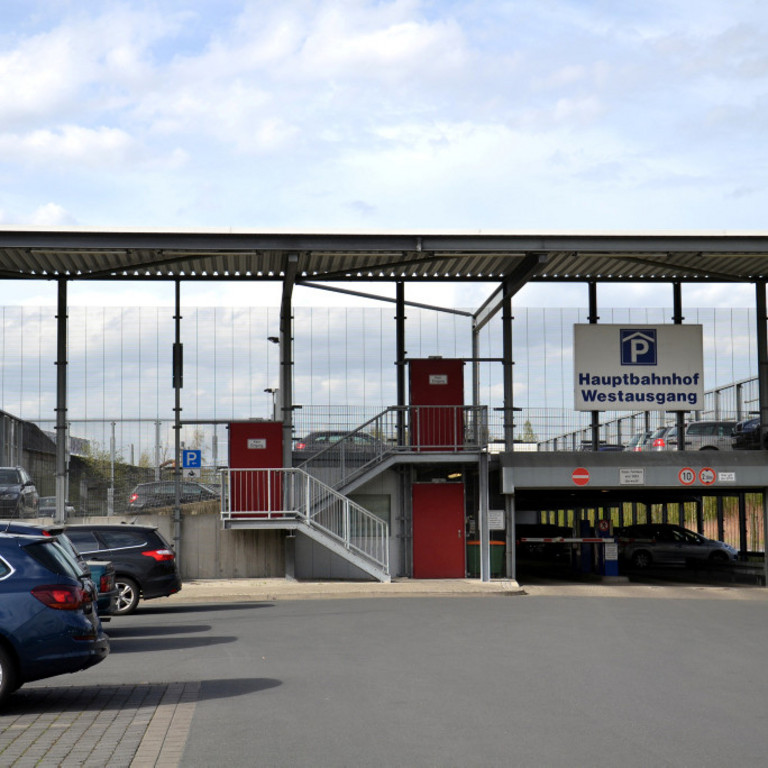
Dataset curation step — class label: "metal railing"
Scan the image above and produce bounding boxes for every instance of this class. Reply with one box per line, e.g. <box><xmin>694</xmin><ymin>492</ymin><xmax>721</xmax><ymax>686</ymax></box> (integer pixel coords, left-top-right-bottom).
<box><xmin>295</xmin><ymin>405</ymin><xmax>488</xmax><ymax>489</ymax></box>
<box><xmin>221</xmin><ymin>467</ymin><xmax>390</xmax><ymax>575</ymax></box>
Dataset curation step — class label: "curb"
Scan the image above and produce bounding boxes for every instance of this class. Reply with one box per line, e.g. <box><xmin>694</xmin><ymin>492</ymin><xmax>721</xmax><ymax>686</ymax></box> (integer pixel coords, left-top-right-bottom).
<box><xmin>162</xmin><ymin>578</ymin><xmax>525</xmax><ymax>603</ymax></box>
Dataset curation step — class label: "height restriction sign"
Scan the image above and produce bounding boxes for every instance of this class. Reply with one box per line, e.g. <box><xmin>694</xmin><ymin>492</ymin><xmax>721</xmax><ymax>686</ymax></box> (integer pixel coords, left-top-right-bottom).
<box><xmin>699</xmin><ymin>467</ymin><xmax>716</xmax><ymax>485</ymax></box>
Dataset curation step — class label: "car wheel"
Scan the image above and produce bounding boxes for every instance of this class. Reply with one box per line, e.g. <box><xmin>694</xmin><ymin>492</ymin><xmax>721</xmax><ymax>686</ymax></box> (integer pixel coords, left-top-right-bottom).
<box><xmin>699</xmin><ymin>446</ymin><xmax>717</xmax><ymax>451</ymax></box>
<box><xmin>0</xmin><ymin>645</ymin><xmax>19</xmax><ymax>706</ymax></box>
<box><xmin>631</xmin><ymin>550</ymin><xmax>653</xmax><ymax>569</ymax></box>
<box><xmin>115</xmin><ymin>577</ymin><xmax>140</xmax><ymax>615</ymax></box>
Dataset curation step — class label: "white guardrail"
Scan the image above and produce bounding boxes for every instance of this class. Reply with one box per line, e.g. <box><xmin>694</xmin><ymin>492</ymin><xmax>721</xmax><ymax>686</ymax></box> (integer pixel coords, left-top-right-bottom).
<box><xmin>220</xmin><ymin>467</ymin><xmax>390</xmax><ymax>575</ymax></box>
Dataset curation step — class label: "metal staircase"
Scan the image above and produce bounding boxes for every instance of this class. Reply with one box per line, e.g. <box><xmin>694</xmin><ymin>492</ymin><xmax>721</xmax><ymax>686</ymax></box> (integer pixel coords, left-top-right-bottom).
<box><xmin>221</xmin><ymin>467</ymin><xmax>390</xmax><ymax>582</ymax></box>
<box><xmin>220</xmin><ymin>405</ymin><xmax>488</xmax><ymax>582</ymax></box>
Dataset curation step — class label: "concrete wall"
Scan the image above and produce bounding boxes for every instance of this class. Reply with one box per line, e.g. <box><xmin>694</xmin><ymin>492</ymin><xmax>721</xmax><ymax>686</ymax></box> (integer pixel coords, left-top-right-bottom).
<box><xmin>54</xmin><ymin>468</ymin><xmax>401</xmax><ymax>580</ymax></box>
<box><xmin>64</xmin><ymin>501</ymin><xmax>285</xmax><ymax>580</ymax></box>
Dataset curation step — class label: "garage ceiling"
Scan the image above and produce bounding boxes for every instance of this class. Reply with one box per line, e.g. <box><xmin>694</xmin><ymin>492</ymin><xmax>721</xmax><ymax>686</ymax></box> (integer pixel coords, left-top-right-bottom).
<box><xmin>3</xmin><ymin>227</ymin><xmax>768</xmax><ymax>284</ymax></box>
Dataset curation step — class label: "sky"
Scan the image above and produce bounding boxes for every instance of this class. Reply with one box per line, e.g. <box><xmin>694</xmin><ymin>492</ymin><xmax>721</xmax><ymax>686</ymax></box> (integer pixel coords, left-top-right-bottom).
<box><xmin>2</xmin><ymin>0</ymin><xmax>767</xmax><ymax>312</ymax></box>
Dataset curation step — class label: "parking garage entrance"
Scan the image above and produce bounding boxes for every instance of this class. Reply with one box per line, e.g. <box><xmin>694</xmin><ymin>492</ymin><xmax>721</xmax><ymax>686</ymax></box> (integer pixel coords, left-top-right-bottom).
<box><xmin>501</xmin><ymin>450</ymin><xmax>768</xmax><ymax>584</ymax></box>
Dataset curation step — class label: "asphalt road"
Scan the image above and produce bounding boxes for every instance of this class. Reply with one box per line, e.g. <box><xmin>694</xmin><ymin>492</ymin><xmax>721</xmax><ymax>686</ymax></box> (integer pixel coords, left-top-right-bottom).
<box><xmin>17</xmin><ymin>589</ymin><xmax>767</xmax><ymax>768</ymax></box>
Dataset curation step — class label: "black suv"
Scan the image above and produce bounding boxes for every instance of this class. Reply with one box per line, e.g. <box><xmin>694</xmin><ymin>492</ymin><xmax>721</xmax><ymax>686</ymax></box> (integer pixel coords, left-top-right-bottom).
<box><xmin>0</xmin><ymin>467</ymin><xmax>39</xmax><ymax>518</ymax></box>
<box><xmin>63</xmin><ymin>524</ymin><xmax>181</xmax><ymax>615</ymax></box>
<box><xmin>128</xmin><ymin>481</ymin><xmax>219</xmax><ymax>511</ymax></box>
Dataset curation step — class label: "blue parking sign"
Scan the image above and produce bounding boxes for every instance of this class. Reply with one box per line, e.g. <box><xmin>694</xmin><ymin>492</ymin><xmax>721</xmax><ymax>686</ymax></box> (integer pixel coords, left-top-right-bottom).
<box><xmin>182</xmin><ymin>449</ymin><xmax>202</xmax><ymax>468</ymax></box>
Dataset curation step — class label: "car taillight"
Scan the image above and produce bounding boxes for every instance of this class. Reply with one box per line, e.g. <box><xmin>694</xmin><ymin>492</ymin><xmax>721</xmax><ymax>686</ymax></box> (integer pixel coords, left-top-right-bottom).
<box><xmin>142</xmin><ymin>549</ymin><xmax>175</xmax><ymax>562</ymax></box>
<box><xmin>653</xmin><ymin>438</ymin><xmax>666</xmax><ymax>448</ymax></box>
<box><xmin>100</xmin><ymin>573</ymin><xmax>114</xmax><ymax>592</ymax></box>
<box><xmin>31</xmin><ymin>584</ymin><xmax>87</xmax><ymax>610</ymax></box>
<box><xmin>296</xmin><ymin>442</ymin><xmax>306</xmax><ymax>450</ymax></box>
<box><xmin>129</xmin><ymin>493</ymin><xmax>139</xmax><ymax>503</ymax></box>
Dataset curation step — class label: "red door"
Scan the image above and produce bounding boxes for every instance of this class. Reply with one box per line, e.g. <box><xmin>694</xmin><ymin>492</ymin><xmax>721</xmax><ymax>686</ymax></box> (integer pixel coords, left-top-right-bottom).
<box><xmin>409</xmin><ymin>359</ymin><xmax>465</xmax><ymax>451</ymax></box>
<box><xmin>412</xmin><ymin>483</ymin><xmax>465</xmax><ymax>578</ymax></box>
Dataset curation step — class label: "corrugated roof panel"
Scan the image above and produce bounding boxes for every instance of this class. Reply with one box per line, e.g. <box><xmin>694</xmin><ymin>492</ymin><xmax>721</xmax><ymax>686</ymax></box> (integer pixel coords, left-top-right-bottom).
<box><xmin>3</xmin><ymin>229</ymin><xmax>768</xmax><ymax>283</ymax></box>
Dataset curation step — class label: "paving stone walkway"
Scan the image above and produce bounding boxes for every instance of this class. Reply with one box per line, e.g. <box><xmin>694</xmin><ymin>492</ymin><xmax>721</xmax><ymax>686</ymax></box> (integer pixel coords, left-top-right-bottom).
<box><xmin>0</xmin><ymin>682</ymin><xmax>200</xmax><ymax>768</ymax></box>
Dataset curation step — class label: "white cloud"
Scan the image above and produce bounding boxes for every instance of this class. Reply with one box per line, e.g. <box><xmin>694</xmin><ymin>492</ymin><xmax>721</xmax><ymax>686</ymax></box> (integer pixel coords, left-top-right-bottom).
<box><xmin>30</xmin><ymin>202</ymin><xmax>77</xmax><ymax>226</ymax></box>
<box><xmin>0</xmin><ymin>0</ymin><xmax>767</xmax><ymax>232</ymax></box>
<box><xmin>0</xmin><ymin>125</ymin><xmax>137</xmax><ymax>167</ymax></box>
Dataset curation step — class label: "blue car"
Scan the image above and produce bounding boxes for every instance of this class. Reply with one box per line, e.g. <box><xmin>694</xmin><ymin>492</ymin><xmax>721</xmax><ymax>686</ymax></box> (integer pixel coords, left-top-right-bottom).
<box><xmin>0</xmin><ymin>533</ymin><xmax>110</xmax><ymax>706</ymax></box>
<box><xmin>0</xmin><ymin>520</ymin><xmax>117</xmax><ymax>617</ymax></box>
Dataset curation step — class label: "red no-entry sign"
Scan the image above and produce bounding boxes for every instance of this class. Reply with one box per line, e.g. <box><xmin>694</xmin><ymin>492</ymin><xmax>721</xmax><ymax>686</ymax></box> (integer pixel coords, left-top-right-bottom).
<box><xmin>572</xmin><ymin>467</ymin><xmax>590</xmax><ymax>486</ymax></box>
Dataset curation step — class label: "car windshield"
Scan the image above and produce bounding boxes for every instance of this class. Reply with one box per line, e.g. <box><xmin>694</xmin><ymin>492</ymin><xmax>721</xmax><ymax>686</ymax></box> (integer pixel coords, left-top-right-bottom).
<box><xmin>0</xmin><ymin>469</ymin><xmax>21</xmax><ymax>484</ymax></box>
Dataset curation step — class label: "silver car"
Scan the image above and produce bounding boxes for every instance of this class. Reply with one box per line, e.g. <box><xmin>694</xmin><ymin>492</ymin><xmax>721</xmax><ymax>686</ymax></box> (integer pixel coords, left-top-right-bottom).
<box><xmin>650</xmin><ymin>421</ymin><xmax>737</xmax><ymax>451</ymax></box>
<box><xmin>617</xmin><ymin>523</ymin><xmax>738</xmax><ymax>569</ymax></box>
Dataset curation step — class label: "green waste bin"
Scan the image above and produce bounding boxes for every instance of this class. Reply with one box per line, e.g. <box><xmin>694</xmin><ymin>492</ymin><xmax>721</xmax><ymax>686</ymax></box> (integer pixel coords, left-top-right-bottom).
<box><xmin>466</xmin><ymin>541</ymin><xmax>506</xmax><ymax>578</ymax></box>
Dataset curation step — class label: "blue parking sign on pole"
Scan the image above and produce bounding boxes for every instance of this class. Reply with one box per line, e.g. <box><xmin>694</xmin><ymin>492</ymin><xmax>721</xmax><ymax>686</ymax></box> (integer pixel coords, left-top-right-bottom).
<box><xmin>182</xmin><ymin>449</ymin><xmax>202</xmax><ymax>468</ymax></box>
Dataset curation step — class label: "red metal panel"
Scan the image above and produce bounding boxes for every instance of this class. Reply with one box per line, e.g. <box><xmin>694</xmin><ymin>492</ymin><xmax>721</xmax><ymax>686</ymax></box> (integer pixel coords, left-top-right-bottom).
<box><xmin>412</xmin><ymin>482</ymin><xmax>465</xmax><ymax>578</ymax></box>
<box><xmin>409</xmin><ymin>359</ymin><xmax>465</xmax><ymax>451</ymax></box>
<box><xmin>228</xmin><ymin>422</ymin><xmax>283</xmax><ymax>514</ymax></box>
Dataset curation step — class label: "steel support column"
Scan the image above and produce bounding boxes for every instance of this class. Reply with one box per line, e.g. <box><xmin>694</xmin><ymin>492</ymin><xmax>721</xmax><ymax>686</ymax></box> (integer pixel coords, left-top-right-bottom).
<box><xmin>588</xmin><ymin>282</ymin><xmax>599</xmax><ymax>451</ymax></box>
<box><xmin>756</xmin><ymin>282</ymin><xmax>768</xmax><ymax>586</ymax></box>
<box><xmin>673</xmin><ymin>282</ymin><xmax>686</xmax><ymax>449</ymax></box>
<box><xmin>280</xmin><ymin>255</ymin><xmax>299</xmax><ymax>469</ymax></box>
<box><xmin>395</xmin><ymin>282</ymin><xmax>406</xmax><ymax>443</ymax></box>
<box><xmin>478</xmin><ymin>452</ymin><xmax>490</xmax><ymax>582</ymax></box>
<box><xmin>172</xmin><ymin>280</ymin><xmax>183</xmax><ymax>562</ymax></box>
<box><xmin>502</xmin><ymin>278</ymin><xmax>516</xmax><ymax>581</ymax></box>
<box><xmin>54</xmin><ymin>279</ymin><xmax>68</xmax><ymax>524</ymax></box>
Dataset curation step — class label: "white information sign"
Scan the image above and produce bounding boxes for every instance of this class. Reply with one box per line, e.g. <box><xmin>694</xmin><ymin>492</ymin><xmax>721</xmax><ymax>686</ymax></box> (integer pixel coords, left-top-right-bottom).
<box><xmin>619</xmin><ymin>468</ymin><xmax>645</xmax><ymax>485</ymax></box>
<box><xmin>488</xmin><ymin>509</ymin><xmax>505</xmax><ymax>531</ymax></box>
<box><xmin>574</xmin><ymin>324</ymin><xmax>704</xmax><ymax>412</ymax></box>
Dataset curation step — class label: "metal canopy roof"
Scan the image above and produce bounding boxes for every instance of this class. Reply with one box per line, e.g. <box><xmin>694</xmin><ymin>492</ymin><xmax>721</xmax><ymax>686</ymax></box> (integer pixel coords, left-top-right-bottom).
<box><xmin>3</xmin><ymin>227</ymin><xmax>768</xmax><ymax>284</ymax></box>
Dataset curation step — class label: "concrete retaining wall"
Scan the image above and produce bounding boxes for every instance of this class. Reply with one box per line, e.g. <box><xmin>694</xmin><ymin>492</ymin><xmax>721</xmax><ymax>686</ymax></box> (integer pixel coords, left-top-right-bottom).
<box><xmin>61</xmin><ymin>502</ymin><xmax>285</xmax><ymax>580</ymax></box>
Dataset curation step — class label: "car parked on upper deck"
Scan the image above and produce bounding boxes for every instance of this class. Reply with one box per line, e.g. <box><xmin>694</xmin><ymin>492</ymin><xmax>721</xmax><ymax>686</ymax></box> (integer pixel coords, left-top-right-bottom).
<box><xmin>63</xmin><ymin>524</ymin><xmax>181</xmax><ymax>615</ymax></box>
<box><xmin>0</xmin><ymin>532</ymin><xmax>109</xmax><ymax>706</ymax></box>
<box><xmin>650</xmin><ymin>421</ymin><xmax>737</xmax><ymax>451</ymax></box>
<box><xmin>127</xmin><ymin>481</ymin><xmax>219</xmax><ymax>511</ymax></box>
<box><xmin>38</xmin><ymin>496</ymin><xmax>77</xmax><ymax>517</ymax></box>
<box><xmin>616</xmin><ymin>523</ymin><xmax>738</xmax><ymax>569</ymax></box>
<box><xmin>732</xmin><ymin>417</ymin><xmax>762</xmax><ymax>450</ymax></box>
<box><xmin>293</xmin><ymin>430</ymin><xmax>387</xmax><ymax>464</ymax></box>
<box><xmin>0</xmin><ymin>467</ymin><xmax>39</xmax><ymax>518</ymax></box>
<box><xmin>625</xmin><ymin>430</ymin><xmax>653</xmax><ymax>452</ymax></box>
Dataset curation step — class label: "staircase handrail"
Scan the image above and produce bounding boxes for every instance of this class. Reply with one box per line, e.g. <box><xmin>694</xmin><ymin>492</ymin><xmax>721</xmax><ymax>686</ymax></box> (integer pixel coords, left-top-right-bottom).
<box><xmin>221</xmin><ymin>467</ymin><xmax>389</xmax><ymax>576</ymax></box>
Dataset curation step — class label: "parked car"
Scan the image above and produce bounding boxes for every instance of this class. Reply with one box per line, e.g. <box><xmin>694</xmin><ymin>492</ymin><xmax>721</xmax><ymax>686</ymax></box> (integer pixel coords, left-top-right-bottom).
<box><xmin>732</xmin><ymin>417</ymin><xmax>762</xmax><ymax>450</ymax></box>
<box><xmin>0</xmin><ymin>532</ymin><xmax>109</xmax><ymax>706</ymax></box>
<box><xmin>615</xmin><ymin>523</ymin><xmax>738</xmax><ymax>569</ymax></box>
<box><xmin>0</xmin><ymin>520</ymin><xmax>118</xmax><ymax>617</ymax></box>
<box><xmin>650</xmin><ymin>421</ymin><xmax>737</xmax><ymax>451</ymax></box>
<box><xmin>63</xmin><ymin>524</ymin><xmax>181</xmax><ymax>615</ymax></box>
<box><xmin>293</xmin><ymin>430</ymin><xmax>386</xmax><ymax>463</ymax></box>
<box><xmin>128</xmin><ymin>481</ymin><xmax>220</xmax><ymax>511</ymax></box>
<box><xmin>0</xmin><ymin>467</ymin><xmax>39</xmax><ymax>518</ymax></box>
<box><xmin>625</xmin><ymin>430</ymin><xmax>653</xmax><ymax>452</ymax></box>
<box><xmin>37</xmin><ymin>497</ymin><xmax>77</xmax><ymax>517</ymax></box>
